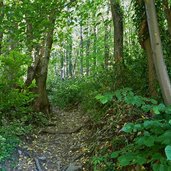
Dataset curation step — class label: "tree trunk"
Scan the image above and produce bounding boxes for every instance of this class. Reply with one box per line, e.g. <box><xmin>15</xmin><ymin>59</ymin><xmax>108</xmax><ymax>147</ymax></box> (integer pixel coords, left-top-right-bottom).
<box><xmin>86</xmin><ymin>23</ymin><xmax>90</xmax><ymax>76</ymax></box>
<box><xmin>26</xmin><ymin>12</ymin><xmax>56</xmax><ymax>114</ymax></box>
<box><xmin>34</xmin><ymin>29</ymin><xmax>54</xmax><ymax>114</ymax></box>
<box><xmin>0</xmin><ymin>0</ymin><xmax>4</xmax><ymax>55</ymax></box>
<box><xmin>60</xmin><ymin>50</ymin><xmax>64</xmax><ymax>80</ymax></box>
<box><xmin>145</xmin><ymin>0</ymin><xmax>171</xmax><ymax>105</ymax></box>
<box><xmin>144</xmin><ymin>38</ymin><xmax>157</xmax><ymax>97</ymax></box>
<box><xmin>80</xmin><ymin>24</ymin><xmax>84</xmax><ymax>76</ymax></box>
<box><xmin>110</xmin><ymin>0</ymin><xmax>123</xmax><ymax>64</ymax></box>
<box><xmin>104</xmin><ymin>6</ymin><xmax>110</xmax><ymax>69</ymax></box>
<box><xmin>69</xmin><ymin>37</ymin><xmax>73</xmax><ymax>78</ymax></box>
<box><xmin>163</xmin><ymin>0</ymin><xmax>171</xmax><ymax>36</ymax></box>
<box><xmin>93</xmin><ymin>25</ymin><xmax>97</xmax><ymax>72</ymax></box>
<box><xmin>138</xmin><ymin>19</ymin><xmax>157</xmax><ymax>97</ymax></box>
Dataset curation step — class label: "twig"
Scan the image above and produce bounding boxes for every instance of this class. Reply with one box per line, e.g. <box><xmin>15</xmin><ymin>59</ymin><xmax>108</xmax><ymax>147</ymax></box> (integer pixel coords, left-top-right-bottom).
<box><xmin>34</xmin><ymin>157</ymin><xmax>43</xmax><ymax>171</ymax></box>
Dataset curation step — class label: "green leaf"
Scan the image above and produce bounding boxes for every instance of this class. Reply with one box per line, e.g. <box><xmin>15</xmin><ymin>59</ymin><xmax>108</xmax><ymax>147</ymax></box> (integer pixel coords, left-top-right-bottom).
<box><xmin>133</xmin><ymin>155</ymin><xmax>146</xmax><ymax>165</ymax></box>
<box><xmin>95</xmin><ymin>92</ymin><xmax>114</xmax><ymax>104</ymax></box>
<box><xmin>169</xmin><ymin>120</ymin><xmax>171</xmax><ymax>125</ymax></box>
<box><xmin>118</xmin><ymin>152</ymin><xmax>137</xmax><ymax>166</ymax></box>
<box><xmin>135</xmin><ymin>135</ymin><xmax>156</xmax><ymax>147</ymax></box>
<box><xmin>165</xmin><ymin>145</ymin><xmax>171</xmax><ymax>160</ymax></box>
<box><xmin>153</xmin><ymin>106</ymin><xmax>160</xmax><ymax>114</ymax></box>
<box><xmin>111</xmin><ymin>151</ymin><xmax>120</xmax><ymax>158</ymax></box>
<box><xmin>118</xmin><ymin>155</ymin><xmax>131</xmax><ymax>166</ymax></box>
<box><xmin>158</xmin><ymin>131</ymin><xmax>171</xmax><ymax>145</ymax></box>
<box><xmin>165</xmin><ymin>106</ymin><xmax>171</xmax><ymax>114</ymax></box>
<box><xmin>122</xmin><ymin>123</ymin><xmax>134</xmax><ymax>133</ymax></box>
<box><xmin>150</xmin><ymin>99</ymin><xmax>158</xmax><ymax>105</ymax></box>
<box><xmin>115</xmin><ymin>90</ymin><xmax>122</xmax><ymax>101</ymax></box>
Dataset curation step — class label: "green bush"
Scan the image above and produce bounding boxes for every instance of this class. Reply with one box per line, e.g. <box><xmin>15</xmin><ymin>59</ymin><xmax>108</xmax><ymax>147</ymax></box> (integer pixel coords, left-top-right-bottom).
<box><xmin>92</xmin><ymin>88</ymin><xmax>171</xmax><ymax>170</ymax></box>
<box><xmin>0</xmin><ymin>121</ymin><xmax>32</xmax><ymax>162</ymax></box>
<box><xmin>0</xmin><ymin>51</ymin><xmax>35</xmax><ymax>121</ymax></box>
<box><xmin>49</xmin><ymin>77</ymin><xmax>83</xmax><ymax>108</ymax></box>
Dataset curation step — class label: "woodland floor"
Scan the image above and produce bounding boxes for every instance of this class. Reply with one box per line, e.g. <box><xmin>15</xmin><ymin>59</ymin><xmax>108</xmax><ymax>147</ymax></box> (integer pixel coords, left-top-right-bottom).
<box><xmin>2</xmin><ymin>107</ymin><xmax>92</xmax><ymax>171</ymax></box>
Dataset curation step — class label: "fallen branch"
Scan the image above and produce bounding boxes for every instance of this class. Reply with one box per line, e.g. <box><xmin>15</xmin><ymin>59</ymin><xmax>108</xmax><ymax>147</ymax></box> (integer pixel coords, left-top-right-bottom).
<box><xmin>40</xmin><ymin>125</ymin><xmax>85</xmax><ymax>134</ymax></box>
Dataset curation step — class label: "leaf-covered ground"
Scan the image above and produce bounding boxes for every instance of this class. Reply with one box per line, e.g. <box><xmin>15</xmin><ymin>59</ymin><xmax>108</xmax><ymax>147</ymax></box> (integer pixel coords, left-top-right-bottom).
<box><xmin>3</xmin><ymin>107</ymin><xmax>92</xmax><ymax>171</ymax></box>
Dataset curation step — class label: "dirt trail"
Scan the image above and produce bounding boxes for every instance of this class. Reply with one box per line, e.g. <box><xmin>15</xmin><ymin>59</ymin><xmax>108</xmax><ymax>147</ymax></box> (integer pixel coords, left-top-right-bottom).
<box><xmin>6</xmin><ymin>107</ymin><xmax>92</xmax><ymax>171</ymax></box>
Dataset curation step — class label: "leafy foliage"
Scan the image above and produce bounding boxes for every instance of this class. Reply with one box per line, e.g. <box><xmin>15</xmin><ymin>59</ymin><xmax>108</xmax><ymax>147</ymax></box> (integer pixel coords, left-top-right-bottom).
<box><xmin>0</xmin><ymin>51</ymin><xmax>35</xmax><ymax>121</ymax></box>
<box><xmin>0</xmin><ymin>121</ymin><xmax>31</xmax><ymax>162</ymax></box>
<box><xmin>91</xmin><ymin>89</ymin><xmax>171</xmax><ymax>170</ymax></box>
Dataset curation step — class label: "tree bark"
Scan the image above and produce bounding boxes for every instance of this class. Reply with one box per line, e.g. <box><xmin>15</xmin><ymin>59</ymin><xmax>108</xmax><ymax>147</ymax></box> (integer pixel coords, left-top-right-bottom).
<box><xmin>110</xmin><ymin>0</ymin><xmax>123</xmax><ymax>64</ymax></box>
<box><xmin>0</xmin><ymin>1</ymin><xmax>4</xmax><ymax>55</ymax></box>
<box><xmin>104</xmin><ymin>5</ymin><xmax>110</xmax><ymax>70</ymax></box>
<box><xmin>145</xmin><ymin>0</ymin><xmax>171</xmax><ymax>105</ymax></box>
<box><xmin>80</xmin><ymin>23</ymin><xmax>84</xmax><ymax>76</ymax></box>
<box><xmin>144</xmin><ymin>38</ymin><xmax>157</xmax><ymax>97</ymax></box>
<box><xmin>25</xmin><ymin>11</ymin><xmax>56</xmax><ymax>114</ymax></box>
<box><xmin>93</xmin><ymin>25</ymin><xmax>97</xmax><ymax>72</ymax></box>
<box><xmin>69</xmin><ymin>39</ymin><xmax>73</xmax><ymax>78</ymax></box>
<box><xmin>138</xmin><ymin>19</ymin><xmax>157</xmax><ymax>97</ymax></box>
<box><xmin>86</xmin><ymin>22</ymin><xmax>90</xmax><ymax>76</ymax></box>
<box><xmin>163</xmin><ymin>0</ymin><xmax>171</xmax><ymax>36</ymax></box>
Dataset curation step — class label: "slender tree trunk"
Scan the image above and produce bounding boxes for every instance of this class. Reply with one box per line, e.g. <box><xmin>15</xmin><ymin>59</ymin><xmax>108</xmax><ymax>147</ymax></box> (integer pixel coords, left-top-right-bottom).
<box><xmin>104</xmin><ymin>25</ymin><xmax>110</xmax><ymax>69</ymax></box>
<box><xmin>104</xmin><ymin>4</ymin><xmax>110</xmax><ymax>69</ymax></box>
<box><xmin>80</xmin><ymin>24</ymin><xmax>84</xmax><ymax>76</ymax></box>
<box><xmin>110</xmin><ymin>0</ymin><xmax>123</xmax><ymax>64</ymax></box>
<box><xmin>86</xmin><ymin>23</ymin><xmax>90</xmax><ymax>76</ymax></box>
<box><xmin>69</xmin><ymin>37</ymin><xmax>73</xmax><ymax>77</ymax></box>
<box><xmin>65</xmin><ymin>47</ymin><xmax>69</xmax><ymax>78</ymax></box>
<box><xmin>60</xmin><ymin>51</ymin><xmax>64</xmax><ymax>80</ymax></box>
<box><xmin>0</xmin><ymin>1</ymin><xmax>4</xmax><ymax>55</ymax></box>
<box><xmin>93</xmin><ymin>25</ymin><xmax>97</xmax><ymax>72</ymax></box>
<box><xmin>163</xmin><ymin>0</ymin><xmax>171</xmax><ymax>36</ymax></box>
<box><xmin>145</xmin><ymin>0</ymin><xmax>171</xmax><ymax>105</ymax></box>
<box><xmin>144</xmin><ymin>38</ymin><xmax>157</xmax><ymax>97</ymax></box>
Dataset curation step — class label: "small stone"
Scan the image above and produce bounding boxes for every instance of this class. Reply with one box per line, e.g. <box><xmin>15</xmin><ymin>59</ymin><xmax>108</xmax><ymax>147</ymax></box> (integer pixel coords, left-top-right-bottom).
<box><xmin>18</xmin><ymin>150</ymin><xmax>22</xmax><ymax>155</ymax></box>
<box><xmin>38</xmin><ymin>156</ymin><xmax>47</xmax><ymax>161</ymax></box>
<box><xmin>66</xmin><ymin>163</ymin><xmax>82</xmax><ymax>171</ymax></box>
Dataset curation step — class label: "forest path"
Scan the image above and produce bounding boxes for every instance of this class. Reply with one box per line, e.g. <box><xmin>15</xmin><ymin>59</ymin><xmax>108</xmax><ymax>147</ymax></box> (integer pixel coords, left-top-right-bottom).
<box><xmin>12</xmin><ymin>107</ymin><xmax>91</xmax><ymax>171</ymax></box>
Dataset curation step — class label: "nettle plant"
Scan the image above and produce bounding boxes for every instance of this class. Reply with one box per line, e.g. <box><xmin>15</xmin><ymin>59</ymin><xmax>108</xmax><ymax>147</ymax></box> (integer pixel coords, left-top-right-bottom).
<box><xmin>96</xmin><ymin>88</ymin><xmax>171</xmax><ymax>170</ymax></box>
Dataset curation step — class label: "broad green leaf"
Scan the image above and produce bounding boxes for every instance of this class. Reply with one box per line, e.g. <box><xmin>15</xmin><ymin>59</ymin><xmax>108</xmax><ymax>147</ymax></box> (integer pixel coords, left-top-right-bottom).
<box><xmin>135</xmin><ymin>135</ymin><xmax>155</xmax><ymax>147</ymax></box>
<box><xmin>122</xmin><ymin>123</ymin><xmax>134</xmax><ymax>133</ymax></box>
<box><xmin>118</xmin><ymin>155</ymin><xmax>132</xmax><ymax>166</ymax></box>
<box><xmin>152</xmin><ymin>106</ymin><xmax>160</xmax><ymax>114</ymax></box>
<box><xmin>133</xmin><ymin>155</ymin><xmax>146</xmax><ymax>165</ymax></box>
<box><xmin>165</xmin><ymin>145</ymin><xmax>171</xmax><ymax>160</ymax></box>
<box><xmin>115</xmin><ymin>90</ymin><xmax>122</xmax><ymax>101</ymax></box>
<box><xmin>111</xmin><ymin>151</ymin><xmax>120</xmax><ymax>158</ymax></box>
<box><xmin>158</xmin><ymin>131</ymin><xmax>171</xmax><ymax>145</ymax></box>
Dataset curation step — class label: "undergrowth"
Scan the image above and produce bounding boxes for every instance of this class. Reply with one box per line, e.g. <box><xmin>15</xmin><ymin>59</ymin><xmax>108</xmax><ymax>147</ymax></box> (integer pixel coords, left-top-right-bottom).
<box><xmin>90</xmin><ymin>88</ymin><xmax>171</xmax><ymax>171</ymax></box>
<box><xmin>0</xmin><ymin>51</ymin><xmax>48</xmax><ymax>165</ymax></box>
<box><xmin>49</xmin><ymin>73</ymin><xmax>171</xmax><ymax>170</ymax></box>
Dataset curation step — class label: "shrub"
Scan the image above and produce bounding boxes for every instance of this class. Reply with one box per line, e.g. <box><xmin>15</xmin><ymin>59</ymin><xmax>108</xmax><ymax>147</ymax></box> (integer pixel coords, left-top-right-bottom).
<box><xmin>92</xmin><ymin>88</ymin><xmax>171</xmax><ymax>171</ymax></box>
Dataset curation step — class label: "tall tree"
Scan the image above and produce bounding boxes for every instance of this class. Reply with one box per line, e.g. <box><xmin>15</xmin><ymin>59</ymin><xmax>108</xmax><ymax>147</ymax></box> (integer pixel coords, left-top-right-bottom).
<box><xmin>145</xmin><ymin>0</ymin><xmax>171</xmax><ymax>105</ymax></box>
<box><xmin>163</xmin><ymin>0</ymin><xmax>171</xmax><ymax>36</ymax></box>
<box><xmin>110</xmin><ymin>0</ymin><xmax>123</xmax><ymax>64</ymax></box>
<box><xmin>103</xmin><ymin>4</ymin><xmax>110</xmax><ymax>69</ymax></box>
<box><xmin>0</xmin><ymin>0</ymin><xmax>4</xmax><ymax>55</ymax></box>
<box><xmin>79</xmin><ymin>23</ymin><xmax>84</xmax><ymax>76</ymax></box>
<box><xmin>139</xmin><ymin>19</ymin><xmax>157</xmax><ymax>97</ymax></box>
